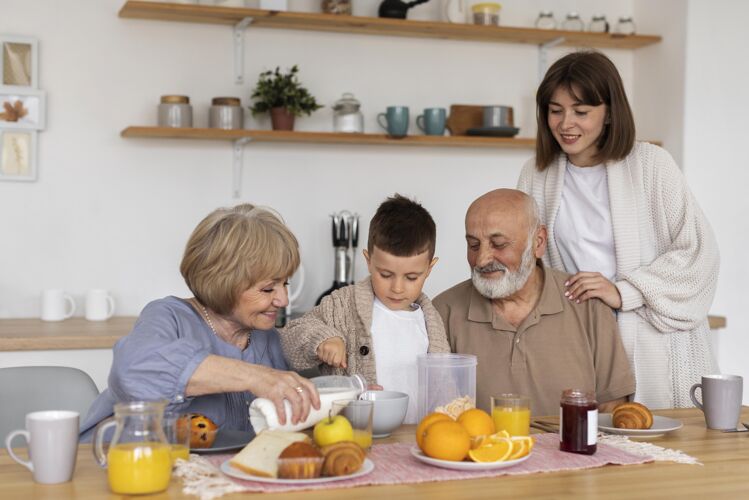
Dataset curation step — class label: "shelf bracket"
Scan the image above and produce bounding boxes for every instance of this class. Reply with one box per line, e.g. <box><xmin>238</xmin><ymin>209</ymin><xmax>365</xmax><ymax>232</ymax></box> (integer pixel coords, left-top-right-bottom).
<box><xmin>538</xmin><ymin>37</ymin><xmax>565</xmax><ymax>82</ymax></box>
<box><xmin>233</xmin><ymin>17</ymin><xmax>255</xmax><ymax>85</ymax></box>
<box><xmin>232</xmin><ymin>137</ymin><xmax>252</xmax><ymax>199</ymax></box>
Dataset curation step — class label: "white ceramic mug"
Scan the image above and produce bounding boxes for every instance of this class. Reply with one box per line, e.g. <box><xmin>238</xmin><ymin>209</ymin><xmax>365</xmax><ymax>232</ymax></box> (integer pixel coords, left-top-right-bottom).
<box><xmin>41</xmin><ymin>289</ymin><xmax>76</xmax><ymax>321</ymax></box>
<box><xmin>85</xmin><ymin>289</ymin><xmax>115</xmax><ymax>321</ymax></box>
<box><xmin>5</xmin><ymin>411</ymin><xmax>80</xmax><ymax>484</ymax></box>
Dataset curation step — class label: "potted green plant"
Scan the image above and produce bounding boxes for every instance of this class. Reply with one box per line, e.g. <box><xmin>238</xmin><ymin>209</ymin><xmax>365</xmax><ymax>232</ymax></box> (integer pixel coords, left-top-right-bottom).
<box><xmin>249</xmin><ymin>65</ymin><xmax>322</xmax><ymax>131</ymax></box>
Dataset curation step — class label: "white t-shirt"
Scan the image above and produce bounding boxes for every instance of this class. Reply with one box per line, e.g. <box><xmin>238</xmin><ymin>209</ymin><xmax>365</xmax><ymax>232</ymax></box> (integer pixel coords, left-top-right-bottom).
<box><xmin>371</xmin><ymin>297</ymin><xmax>429</xmax><ymax>424</ymax></box>
<box><xmin>554</xmin><ymin>162</ymin><xmax>617</xmax><ymax>281</ymax></box>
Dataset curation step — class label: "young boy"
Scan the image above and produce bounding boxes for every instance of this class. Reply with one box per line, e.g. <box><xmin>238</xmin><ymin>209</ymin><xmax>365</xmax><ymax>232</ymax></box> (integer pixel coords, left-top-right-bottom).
<box><xmin>280</xmin><ymin>194</ymin><xmax>450</xmax><ymax>423</ymax></box>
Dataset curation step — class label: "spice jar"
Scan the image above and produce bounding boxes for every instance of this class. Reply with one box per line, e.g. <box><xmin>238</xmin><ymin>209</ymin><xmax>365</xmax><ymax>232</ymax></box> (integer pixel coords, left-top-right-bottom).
<box><xmin>158</xmin><ymin>95</ymin><xmax>192</xmax><ymax>128</ymax></box>
<box><xmin>332</xmin><ymin>93</ymin><xmax>364</xmax><ymax>133</ymax></box>
<box><xmin>615</xmin><ymin>16</ymin><xmax>636</xmax><ymax>35</ymax></box>
<box><xmin>209</xmin><ymin>97</ymin><xmax>243</xmax><ymax>130</ymax></box>
<box><xmin>471</xmin><ymin>2</ymin><xmax>501</xmax><ymax>26</ymax></box>
<box><xmin>561</xmin><ymin>12</ymin><xmax>584</xmax><ymax>31</ymax></box>
<box><xmin>322</xmin><ymin>0</ymin><xmax>351</xmax><ymax>15</ymax></box>
<box><xmin>588</xmin><ymin>14</ymin><xmax>609</xmax><ymax>33</ymax></box>
<box><xmin>559</xmin><ymin>389</ymin><xmax>597</xmax><ymax>455</ymax></box>
<box><xmin>535</xmin><ymin>10</ymin><xmax>556</xmax><ymax>30</ymax></box>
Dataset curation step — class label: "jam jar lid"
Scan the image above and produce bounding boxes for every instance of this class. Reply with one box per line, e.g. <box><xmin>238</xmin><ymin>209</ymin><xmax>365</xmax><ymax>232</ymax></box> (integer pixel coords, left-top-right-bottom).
<box><xmin>333</xmin><ymin>93</ymin><xmax>361</xmax><ymax>112</ymax></box>
<box><xmin>560</xmin><ymin>388</ymin><xmax>597</xmax><ymax>404</ymax></box>
<box><xmin>212</xmin><ymin>97</ymin><xmax>241</xmax><ymax>106</ymax></box>
<box><xmin>161</xmin><ymin>95</ymin><xmax>190</xmax><ymax>104</ymax></box>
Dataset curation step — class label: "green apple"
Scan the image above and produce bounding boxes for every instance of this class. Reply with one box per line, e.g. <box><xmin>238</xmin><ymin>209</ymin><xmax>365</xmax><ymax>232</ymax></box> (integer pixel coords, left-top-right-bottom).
<box><xmin>313</xmin><ymin>414</ymin><xmax>354</xmax><ymax>447</ymax></box>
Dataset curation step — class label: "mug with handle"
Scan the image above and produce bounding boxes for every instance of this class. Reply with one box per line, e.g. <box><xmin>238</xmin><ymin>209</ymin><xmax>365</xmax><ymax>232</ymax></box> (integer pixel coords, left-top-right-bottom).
<box><xmin>690</xmin><ymin>374</ymin><xmax>743</xmax><ymax>429</ymax></box>
<box><xmin>85</xmin><ymin>289</ymin><xmax>116</xmax><ymax>321</ymax></box>
<box><xmin>5</xmin><ymin>410</ymin><xmax>80</xmax><ymax>484</ymax></box>
<box><xmin>416</xmin><ymin>107</ymin><xmax>447</xmax><ymax>136</ymax></box>
<box><xmin>377</xmin><ymin>106</ymin><xmax>409</xmax><ymax>138</ymax></box>
<box><xmin>41</xmin><ymin>289</ymin><xmax>76</xmax><ymax>322</ymax></box>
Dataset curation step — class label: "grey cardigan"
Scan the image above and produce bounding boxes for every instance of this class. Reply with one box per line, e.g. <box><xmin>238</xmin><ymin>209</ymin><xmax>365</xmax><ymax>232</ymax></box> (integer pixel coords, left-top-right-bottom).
<box><xmin>280</xmin><ymin>276</ymin><xmax>450</xmax><ymax>385</ymax></box>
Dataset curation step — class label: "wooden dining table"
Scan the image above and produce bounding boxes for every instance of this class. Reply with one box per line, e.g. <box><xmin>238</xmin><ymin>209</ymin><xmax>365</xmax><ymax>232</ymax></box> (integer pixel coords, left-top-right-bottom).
<box><xmin>2</xmin><ymin>407</ymin><xmax>748</xmax><ymax>499</ymax></box>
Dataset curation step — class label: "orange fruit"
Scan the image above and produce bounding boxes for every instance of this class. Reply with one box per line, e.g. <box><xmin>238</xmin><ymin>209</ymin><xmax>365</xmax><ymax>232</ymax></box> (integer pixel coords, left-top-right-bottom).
<box><xmin>507</xmin><ymin>436</ymin><xmax>534</xmax><ymax>460</ymax></box>
<box><xmin>488</xmin><ymin>430</ymin><xmax>511</xmax><ymax>441</ymax></box>
<box><xmin>416</xmin><ymin>412</ymin><xmax>453</xmax><ymax>451</ymax></box>
<box><xmin>468</xmin><ymin>439</ymin><xmax>513</xmax><ymax>463</ymax></box>
<box><xmin>457</xmin><ymin>408</ymin><xmax>495</xmax><ymax>438</ymax></box>
<box><xmin>421</xmin><ymin>420</ymin><xmax>471</xmax><ymax>462</ymax></box>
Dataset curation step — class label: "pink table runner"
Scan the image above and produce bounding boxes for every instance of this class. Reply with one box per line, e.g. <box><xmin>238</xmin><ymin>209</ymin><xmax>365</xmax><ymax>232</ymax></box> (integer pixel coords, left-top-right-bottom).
<box><xmin>200</xmin><ymin>433</ymin><xmax>653</xmax><ymax>494</ymax></box>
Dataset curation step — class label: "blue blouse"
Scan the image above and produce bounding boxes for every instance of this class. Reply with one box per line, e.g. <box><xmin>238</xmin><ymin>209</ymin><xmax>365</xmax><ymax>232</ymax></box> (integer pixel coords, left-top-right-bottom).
<box><xmin>80</xmin><ymin>296</ymin><xmax>288</xmax><ymax>440</ymax></box>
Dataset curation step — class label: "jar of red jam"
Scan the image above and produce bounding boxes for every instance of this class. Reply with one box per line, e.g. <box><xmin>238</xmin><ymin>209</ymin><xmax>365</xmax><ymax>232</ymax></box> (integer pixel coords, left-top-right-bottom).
<box><xmin>559</xmin><ymin>389</ymin><xmax>597</xmax><ymax>455</ymax></box>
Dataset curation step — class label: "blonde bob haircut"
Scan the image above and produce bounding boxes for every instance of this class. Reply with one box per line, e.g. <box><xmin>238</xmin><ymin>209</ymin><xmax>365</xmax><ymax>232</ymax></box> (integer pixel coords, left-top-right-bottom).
<box><xmin>180</xmin><ymin>204</ymin><xmax>300</xmax><ymax>315</ymax></box>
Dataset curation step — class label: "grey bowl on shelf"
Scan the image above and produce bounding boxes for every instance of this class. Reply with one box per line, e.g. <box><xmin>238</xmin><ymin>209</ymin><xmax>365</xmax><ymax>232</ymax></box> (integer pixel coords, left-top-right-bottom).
<box><xmin>360</xmin><ymin>390</ymin><xmax>409</xmax><ymax>438</ymax></box>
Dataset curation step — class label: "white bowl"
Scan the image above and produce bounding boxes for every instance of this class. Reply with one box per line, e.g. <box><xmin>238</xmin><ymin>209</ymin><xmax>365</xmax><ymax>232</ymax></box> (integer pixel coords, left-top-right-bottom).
<box><xmin>360</xmin><ymin>390</ymin><xmax>409</xmax><ymax>438</ymax></box>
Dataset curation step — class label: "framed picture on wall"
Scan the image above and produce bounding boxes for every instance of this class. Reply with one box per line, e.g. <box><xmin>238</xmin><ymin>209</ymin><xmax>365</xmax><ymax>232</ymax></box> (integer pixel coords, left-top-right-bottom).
<box><xmin>0</xmin><ymin>35</ymin><xmax>38</xmax><ymax>89</ymax></box>
<box><xmin>0</xmin><ymin>88</ymin><xmax>45</xmax><ymax>130</ymax></box>
<box><xmin>0</xmin><ymin>129</ymin><xmax>37</xmax><ymax>181</ymax></box>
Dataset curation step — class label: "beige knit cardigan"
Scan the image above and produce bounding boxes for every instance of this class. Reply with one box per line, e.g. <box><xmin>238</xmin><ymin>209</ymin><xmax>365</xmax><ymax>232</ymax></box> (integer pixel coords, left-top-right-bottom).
<box><xmin>518</xmin><ymin>142</ymin><xmax>720</xmax><ymax>409</ymax></box>
<box><xmin>279</xmin><ymin>276</ymin><xmax>450</xmax><ymax>386</ymax></box>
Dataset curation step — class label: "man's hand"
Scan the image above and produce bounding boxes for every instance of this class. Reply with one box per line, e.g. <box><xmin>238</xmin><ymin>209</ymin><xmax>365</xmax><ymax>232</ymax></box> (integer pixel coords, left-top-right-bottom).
<box><xmin>316</xmin><ymin>337</ymin><xmax>347</xmax><ymax>368</ymax></box>
<box><xmin>565</xmin><ymin>272</ymin><xmax>622</xmax><ymax>309</ymax></box>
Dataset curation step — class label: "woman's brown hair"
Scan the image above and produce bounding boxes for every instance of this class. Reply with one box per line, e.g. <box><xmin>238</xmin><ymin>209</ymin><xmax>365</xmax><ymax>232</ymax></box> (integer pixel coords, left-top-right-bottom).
<box><xmin>535</xmin><ymin>50</ymin><xmax>635</xmax><ymax>170</ymax></box>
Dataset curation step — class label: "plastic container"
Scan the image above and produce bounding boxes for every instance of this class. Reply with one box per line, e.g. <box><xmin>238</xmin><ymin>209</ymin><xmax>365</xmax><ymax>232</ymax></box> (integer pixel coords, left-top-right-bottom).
<box><xmin>417</xmin><ymin>353</ymin><xmax>476</xmax><ymax>421</ymax></box>
<box><xmin>471</xmin><ymin>3</ymin><xmax>501</xmax><ymax>26</ymax></box>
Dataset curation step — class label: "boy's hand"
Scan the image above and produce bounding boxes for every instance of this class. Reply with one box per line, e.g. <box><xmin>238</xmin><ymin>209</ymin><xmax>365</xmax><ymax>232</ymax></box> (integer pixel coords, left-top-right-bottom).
<box><xmin>317</xmin><ymin>337</ymin><xmax>347</xmax><ymax>368</ymax></box>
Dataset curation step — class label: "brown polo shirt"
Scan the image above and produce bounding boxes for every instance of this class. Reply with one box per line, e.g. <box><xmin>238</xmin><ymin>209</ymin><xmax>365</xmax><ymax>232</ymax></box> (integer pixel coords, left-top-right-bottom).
<box><xmin>432</xmin><ymin>263</ymin><xmax>635</xmax><ymax>416</ymax></box>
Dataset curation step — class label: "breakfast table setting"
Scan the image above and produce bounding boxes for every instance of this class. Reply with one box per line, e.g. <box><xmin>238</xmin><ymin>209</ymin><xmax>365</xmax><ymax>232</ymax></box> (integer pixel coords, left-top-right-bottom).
<box><xmin>3</xmin><ymin>406</ymin><xmax>749</xmax><ymax>499</ymax></box>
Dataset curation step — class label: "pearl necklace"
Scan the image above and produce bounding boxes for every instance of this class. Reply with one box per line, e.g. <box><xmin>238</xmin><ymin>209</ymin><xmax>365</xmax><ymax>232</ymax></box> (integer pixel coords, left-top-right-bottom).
<box><xmin>200</xmin><ymin>303</ymin><xmax>250</xmax><ymax>349</ymax></box>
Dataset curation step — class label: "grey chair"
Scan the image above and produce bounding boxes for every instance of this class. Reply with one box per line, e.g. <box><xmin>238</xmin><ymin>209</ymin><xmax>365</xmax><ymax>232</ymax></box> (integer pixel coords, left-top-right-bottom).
<box><xmin>0</xmin><ymin>366</ymin><xmax>100</xmax><ymax>441</ymax></box>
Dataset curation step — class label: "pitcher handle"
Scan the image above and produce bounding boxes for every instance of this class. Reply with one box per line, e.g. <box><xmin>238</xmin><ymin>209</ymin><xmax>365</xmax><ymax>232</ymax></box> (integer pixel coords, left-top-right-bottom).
<box><xmin>5</xmin><ymin>430</ymin><xmax>33</xmax><ymax>472</ymax></box>
<box><xmin>689</xmin><ymin>383</ymin><xmax>704</xmax><ymax>410</ymax></box>
<box><xmin>92</xmin><ymin>417</ymin><xmax>117</xmax><ymax>468</ymax></box>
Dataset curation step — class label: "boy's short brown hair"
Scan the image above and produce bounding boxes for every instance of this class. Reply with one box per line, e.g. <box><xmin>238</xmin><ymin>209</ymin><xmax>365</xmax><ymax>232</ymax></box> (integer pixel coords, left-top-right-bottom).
<box><xmin>368</xmin><ymin>194</ymin><xmax>436</xmax><ymax>259</ymax></box>
<box><xmin>535</xmin><ymin>50</ymin><xmax>635</xmax><ymax>170</ymax></box>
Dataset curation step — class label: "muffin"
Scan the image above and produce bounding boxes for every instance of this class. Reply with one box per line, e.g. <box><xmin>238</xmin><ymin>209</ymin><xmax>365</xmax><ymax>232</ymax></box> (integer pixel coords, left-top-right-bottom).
<box><xmin>190</xmin><ymin>414</ymin><xmax>218</xmax><ymax>448</ymax></box>
<box><xmin>277</xmin><ymin>441</ymin><xmax>324</xmax><ymax>479</ymax></box>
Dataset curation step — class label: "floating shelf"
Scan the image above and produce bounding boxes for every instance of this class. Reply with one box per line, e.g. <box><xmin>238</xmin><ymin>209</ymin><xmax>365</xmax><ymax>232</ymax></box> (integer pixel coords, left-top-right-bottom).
<box><xmin>119</xmin><ymin>1</ymin><xmax>661</xmax><ymax>50</ymax></box>
<box><xmin>121</xmin><ymin>127</ymin><xmax>537</xmax><ymax>149</ymax></box>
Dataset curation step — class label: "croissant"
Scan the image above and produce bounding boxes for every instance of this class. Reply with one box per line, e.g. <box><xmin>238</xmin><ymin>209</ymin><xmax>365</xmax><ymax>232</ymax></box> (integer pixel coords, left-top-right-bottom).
<box><xmin>319</xmin><ymin>441</ymin><xmax>365</xmax><ymax>477</ymax></box>
<box><xmin>612</xmin><ymin>402</ymin><xmax>653</xmax><ymax>429</ymax></box>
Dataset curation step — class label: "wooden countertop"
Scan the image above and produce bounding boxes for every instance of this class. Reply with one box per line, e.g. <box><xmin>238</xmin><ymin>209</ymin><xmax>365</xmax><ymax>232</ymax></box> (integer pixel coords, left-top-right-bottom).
<box><xmin>0</xmin><ymin>315</ymin><xmax>727</xmax><ymax>351</ymax></box>
<box><xmin>2</xmin><ymin>407</ymin><xmax>748</xmax><ymax>499</ymax></box>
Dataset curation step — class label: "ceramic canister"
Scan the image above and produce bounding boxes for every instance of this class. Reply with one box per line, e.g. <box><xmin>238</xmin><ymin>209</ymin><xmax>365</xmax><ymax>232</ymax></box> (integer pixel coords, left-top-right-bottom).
<box><xmin>209</xmin><ymin>97</ymin><xmax>243</xmax><ymax>130</ymax></box>
<box><xmin>158</xmin><ymin>95</ymin><xmax>193</xmax><ymax>128</ymax></box>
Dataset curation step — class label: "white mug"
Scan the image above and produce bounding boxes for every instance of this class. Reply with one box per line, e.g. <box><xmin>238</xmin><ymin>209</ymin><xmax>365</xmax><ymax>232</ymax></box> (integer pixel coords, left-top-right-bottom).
<box><xmin>5</xmin><ymin>411</ymin><xmax>80</xmax><ymax>484</ymax></box>
<box><xmin>85</xmin><ymin>289</ymin><xmax>115</xmax><ymax>321</ymax></box>
<box><xmin>41</xmin><ymin>289</ymin><xmax>76</xmax><ymax>321</ymax></box>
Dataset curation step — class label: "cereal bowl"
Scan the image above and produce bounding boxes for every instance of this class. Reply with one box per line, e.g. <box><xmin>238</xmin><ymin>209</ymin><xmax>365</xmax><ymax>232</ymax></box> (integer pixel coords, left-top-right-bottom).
<box><xmin>360</xmin><ymin>391</ymin><xmax>409</xmax><ymax>438</ymax></box>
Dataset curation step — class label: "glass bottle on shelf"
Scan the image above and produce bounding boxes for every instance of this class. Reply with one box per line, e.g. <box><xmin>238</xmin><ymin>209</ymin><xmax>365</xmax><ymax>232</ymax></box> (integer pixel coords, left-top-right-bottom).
<box><xmin>615</xmin><ymin>16</ymin><xmax>636</xmax><ymax>35</ymax></box>
<box><xmin>534</xmin><ymin>10</ymin><xmax>556</xmax><ymax>30</ymax></box>
<box><xmin>333</xmin><ymin>93</ymin><xmax>364</xmax><ymax>133</ymax></box>
<box><xmin>588</xmin><ymin>14</ymin><xmax>609</xmax><ymax>33</ymax></box>
<box><xmin>561</xmin><ymin>12</ymin><xmax>584</xmax><ymax>31</ymax></box>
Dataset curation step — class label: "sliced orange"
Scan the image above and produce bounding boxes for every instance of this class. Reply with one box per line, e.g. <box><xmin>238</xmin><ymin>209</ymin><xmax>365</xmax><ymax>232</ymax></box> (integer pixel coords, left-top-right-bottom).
<box><xmin>468</xmin><ymin>439</ymin><xmax>513</xmax><ymax>463</ymax></box>
<box><xmin>470</xmin><ymin>435</ymin><xmax>489</xmax><ymax>450</ymax></box>
<box><xmin>487</xmin><ymin>430</ymin><xmax>511</xmax><ymax>442</ymax></box>
<box><xmin>507</xmin><ymin>436</ymin><xmax>534</xmax><ymax>460</ymax></box>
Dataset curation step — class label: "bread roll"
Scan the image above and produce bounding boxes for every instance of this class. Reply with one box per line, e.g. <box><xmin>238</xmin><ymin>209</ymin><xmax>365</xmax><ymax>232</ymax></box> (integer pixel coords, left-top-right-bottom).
<box><xmin>612</xmin><ymin>402</ymin><xmax>653</xmax><ymax>429</ymax></box>
<box><xmin>319</xmin><ymin>441</ymin><xmax>365</xmax><ymax>477</ymax></box>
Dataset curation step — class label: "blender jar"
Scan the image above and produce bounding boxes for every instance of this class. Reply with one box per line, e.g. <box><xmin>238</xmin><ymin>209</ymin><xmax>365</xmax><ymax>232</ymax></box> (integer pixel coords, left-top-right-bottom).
<box><xmin>417</xmin><ymin>353</ymin><xmax>477</xmax><ymax>421</ymax></box>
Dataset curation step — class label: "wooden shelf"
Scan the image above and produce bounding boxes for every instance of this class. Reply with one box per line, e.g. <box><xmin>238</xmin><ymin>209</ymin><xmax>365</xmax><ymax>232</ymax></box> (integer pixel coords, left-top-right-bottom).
<box><xmin>0</xmin><ymin>317</ymin><xmax>137</xmax><ymax>351</ymax></box>
<box><xmin>121</xmin><ymin>126</ymin><xmax>537</xmax><ymax>149</ymax></box>
<box><xmin>119</xmin><ymin>1</ymin><xmax>661</xmax><ymax>49</ymax></box>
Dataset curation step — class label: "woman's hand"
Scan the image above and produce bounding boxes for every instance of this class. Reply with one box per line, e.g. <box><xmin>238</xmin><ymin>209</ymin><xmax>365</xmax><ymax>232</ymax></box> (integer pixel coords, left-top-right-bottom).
<box><xmin>317</xmin><ymin>337</ymin><xmax>347</xmax><ymax>368</ymax></box>
<box><xmin>250</xmin><ymin>364</ymin><xmax>321</xmax><ymax>426</ymax></box>
<box><xmin>565</xmin><ymin>272</ymin><xmax>622</xmax><ymax>309</ymax></box>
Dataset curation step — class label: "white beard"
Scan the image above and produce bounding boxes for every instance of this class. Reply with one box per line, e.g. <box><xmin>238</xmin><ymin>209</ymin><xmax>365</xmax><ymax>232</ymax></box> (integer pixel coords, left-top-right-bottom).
<box><xmin>472</xmin><ymin>240</ymin><xmax>536</xmax><ymax>299</ymax></box>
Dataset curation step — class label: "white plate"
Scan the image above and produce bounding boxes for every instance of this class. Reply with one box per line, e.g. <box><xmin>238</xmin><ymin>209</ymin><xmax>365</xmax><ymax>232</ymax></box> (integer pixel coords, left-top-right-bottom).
<box><xmin>220</xmin><ymin>458</ymin><xmax>374</xmax><ymax>484</ymax></box>
<box><xmin>191</xmin><ymin>429</ymin><xmax>253</xmax><ymax>454</ymax></box>
<box><xmin>410</xmin><ymin>446</ymin><xmax>531</xmax><ymax>471</ymax></box>
<box><xmin>598</xmin><ymin>414</ymin><xmax>683</xmax><ymax>437</ymax></box>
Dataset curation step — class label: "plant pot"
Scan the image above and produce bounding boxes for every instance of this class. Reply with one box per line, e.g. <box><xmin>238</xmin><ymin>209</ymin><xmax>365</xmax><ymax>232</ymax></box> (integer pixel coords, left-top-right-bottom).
<box><xmin>270</xmin><ymin>107</ymin><xmax>295</xmax><ymax>131</ymax></box>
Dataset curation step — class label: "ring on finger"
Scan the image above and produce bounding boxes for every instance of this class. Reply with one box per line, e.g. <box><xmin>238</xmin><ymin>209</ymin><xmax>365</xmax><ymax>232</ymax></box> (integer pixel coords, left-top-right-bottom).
<box><xmin>295</xmin><ymin>386</ymin><xmax>304</xmax><ymax>394</ymax></box>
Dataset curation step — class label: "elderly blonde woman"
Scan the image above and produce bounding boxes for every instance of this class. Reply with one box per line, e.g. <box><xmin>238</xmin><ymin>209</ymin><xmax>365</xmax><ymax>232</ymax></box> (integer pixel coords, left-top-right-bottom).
<box><xmin>80</xmin><ymin>204</ymin><xmax>320</xmax><ymax>439</ymax></box>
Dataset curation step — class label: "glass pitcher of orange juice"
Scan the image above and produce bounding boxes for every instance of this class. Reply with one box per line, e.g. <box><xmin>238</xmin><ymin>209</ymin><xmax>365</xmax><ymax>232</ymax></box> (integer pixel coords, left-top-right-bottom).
<box><xmin>92</xmin><ymin>401</ymin><xmax>172</xmax><ymax>495</ymax></box>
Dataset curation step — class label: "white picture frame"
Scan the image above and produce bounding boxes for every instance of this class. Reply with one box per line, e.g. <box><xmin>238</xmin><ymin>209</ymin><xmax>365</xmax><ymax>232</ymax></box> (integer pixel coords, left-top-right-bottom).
<box><xmin>0</xmin><ymin>35</ymin><xmax>39</xmax><ymax>90</ymax></box>
<box><xmin>0</xmin><ymin>87</ymin><xmax>46</xmax><ymax>130</ymax></box>
<box><xmin>0</xmin><ymin>129</ymin><xmax>37</xmax><ymax>181</ymax></box>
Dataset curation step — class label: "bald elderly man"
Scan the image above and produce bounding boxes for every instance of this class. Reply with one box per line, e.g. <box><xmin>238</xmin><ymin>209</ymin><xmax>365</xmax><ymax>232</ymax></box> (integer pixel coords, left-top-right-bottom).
<box><xmin>433</xmin><ymin>189</ymin><xmax>634</xmax><ymax>416</ymax></box>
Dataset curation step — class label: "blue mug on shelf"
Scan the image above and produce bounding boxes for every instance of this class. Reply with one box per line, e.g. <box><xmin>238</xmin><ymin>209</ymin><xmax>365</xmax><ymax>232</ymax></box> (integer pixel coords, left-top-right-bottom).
<box><xmin>377</xmin><ymin>106</ymin><xmax>409</xmax><ymax>138</ymax></box>
<box><xmin>416</xmin><ymin>107</ymin><xmax>446</xmax><ymax>136</ymax></box>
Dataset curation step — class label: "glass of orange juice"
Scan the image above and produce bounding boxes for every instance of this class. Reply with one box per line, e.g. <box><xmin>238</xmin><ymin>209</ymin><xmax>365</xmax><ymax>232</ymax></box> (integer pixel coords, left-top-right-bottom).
<box><xmin>332</xmin><ymin>399</ymin><xmax>373</xmax><ymax>451</ymax></box>
<box><xmin>163</xmin><ymin>412</ymin><xmax>190</xmax><ymax>464</ymax></box>
<box><xmin>491</xmin><ymin>394</ymin><xmax>530</xmax><ymax>436</ymax></box>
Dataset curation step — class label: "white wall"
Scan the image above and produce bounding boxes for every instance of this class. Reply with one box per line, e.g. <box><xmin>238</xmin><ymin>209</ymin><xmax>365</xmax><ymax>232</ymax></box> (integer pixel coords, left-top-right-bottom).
<box><xmin>0</xmin><ymin>0</ymin><xmax>638</xmax><ymax>319</ymax></box>
<box><xmin>683</xmin><ymin>0</ymin><xmax>749</xmax><ymax>400</ymax></box>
